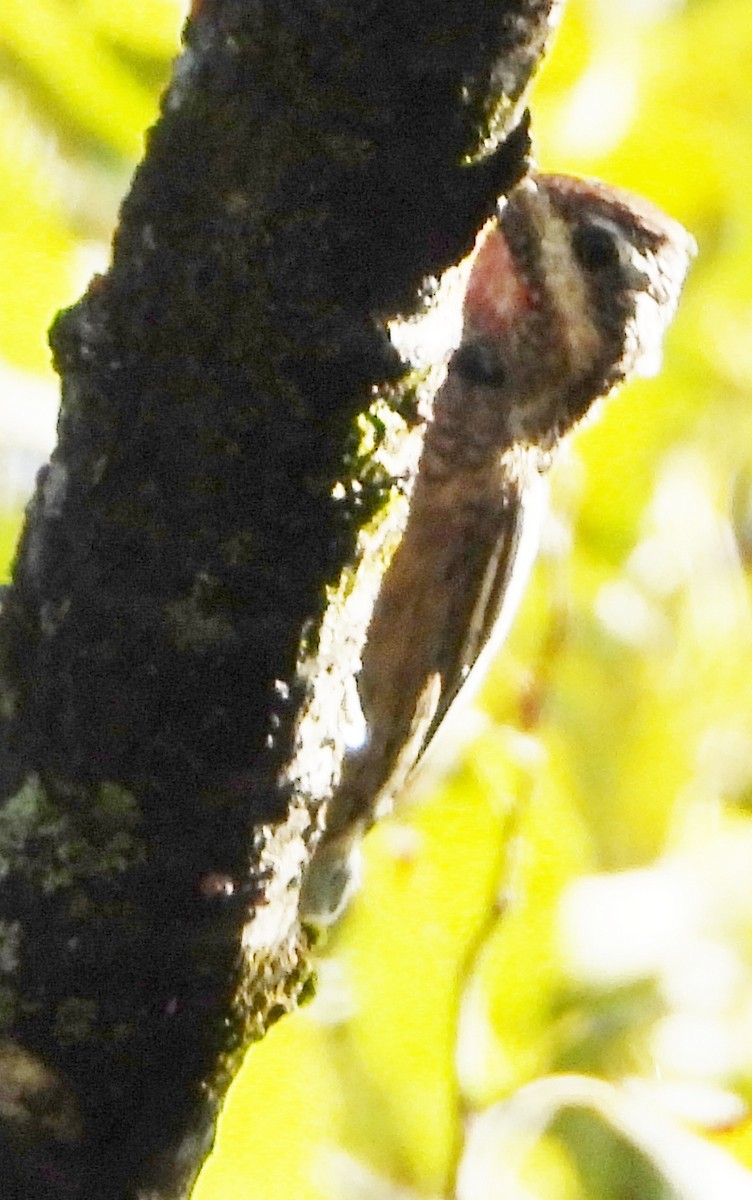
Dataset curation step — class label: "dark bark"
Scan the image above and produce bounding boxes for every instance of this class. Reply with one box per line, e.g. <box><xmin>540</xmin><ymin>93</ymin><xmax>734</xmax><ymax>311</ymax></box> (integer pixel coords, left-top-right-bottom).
<box><xmin>0</xmin><ymin>0</ymin><xmax>557</xmax><ymax>1194</ymax></box>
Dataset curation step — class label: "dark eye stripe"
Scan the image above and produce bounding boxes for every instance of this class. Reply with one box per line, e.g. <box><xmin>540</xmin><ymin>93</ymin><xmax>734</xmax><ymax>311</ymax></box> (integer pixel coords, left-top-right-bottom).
<box><xmin>572</xmin><ymin>222</ymin><xmax>623</xmax><ymax>272</ymax></box>
<box><xmin>452</xmin><ymin>340</ymin><xmax>507</xmax><ymax>387</ymax></box>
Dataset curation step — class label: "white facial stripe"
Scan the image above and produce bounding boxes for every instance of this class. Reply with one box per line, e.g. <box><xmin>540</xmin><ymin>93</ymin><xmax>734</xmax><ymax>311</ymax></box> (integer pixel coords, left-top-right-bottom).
<box><xmin>524</xmin><ymin>184</ymin><xmax>605</xmax><ymax>375</ymax></box>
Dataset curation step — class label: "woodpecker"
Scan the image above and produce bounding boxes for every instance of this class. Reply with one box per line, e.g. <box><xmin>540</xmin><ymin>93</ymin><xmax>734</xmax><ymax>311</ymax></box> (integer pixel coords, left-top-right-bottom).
<box><xmin>301</xmin><ymin>173</ymin><xmax>695</xmax><ymax>926</ymax></box>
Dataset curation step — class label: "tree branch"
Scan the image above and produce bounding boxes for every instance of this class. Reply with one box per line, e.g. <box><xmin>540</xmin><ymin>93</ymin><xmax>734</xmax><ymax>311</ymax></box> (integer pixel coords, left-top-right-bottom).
<box><xmin>0</xmin><ymin>0</ymin><xmax>558</xmax><ymax>1194</ymax></box>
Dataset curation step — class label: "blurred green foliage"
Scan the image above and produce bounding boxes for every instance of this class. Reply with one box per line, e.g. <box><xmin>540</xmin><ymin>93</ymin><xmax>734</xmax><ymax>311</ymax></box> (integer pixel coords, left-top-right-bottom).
<box><xmin>1</xmin><ymin>1</ymin><xmax>752</xmax><ymax>1196</ymax></box>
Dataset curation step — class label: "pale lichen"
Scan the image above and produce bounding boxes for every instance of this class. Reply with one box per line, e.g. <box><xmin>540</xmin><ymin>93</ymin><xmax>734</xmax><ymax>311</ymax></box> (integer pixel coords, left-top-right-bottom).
<box><xmin>0</xmin><ymin>1040</ymin><xmax>83</xmax><ymax>1140</ymax></box>
<box><xmin>165</xmin><ymin>572</ymin><xmax>238</xmax><ymax>652</ymax></box>
<box><xmin>0</xmin><ymin>684</ymin><xmax>17</xmax><ymax>720</ymax></box>
<box><xmin>0</xmin><ymin>920</ymin><xmax>21</xmax><ymax>974</ymax></box>
<box><xmin>0</xmin><ymin>773</ymin><xmax>145</xmax><ymax>894</ymax></box>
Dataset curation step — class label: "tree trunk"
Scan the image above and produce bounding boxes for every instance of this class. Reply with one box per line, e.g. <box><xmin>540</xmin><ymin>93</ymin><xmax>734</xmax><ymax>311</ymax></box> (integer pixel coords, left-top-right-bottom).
<box><xmin>0</xmin><ymin>0</ymin><xmax>557</xmax><ymax>1194</ymax></box>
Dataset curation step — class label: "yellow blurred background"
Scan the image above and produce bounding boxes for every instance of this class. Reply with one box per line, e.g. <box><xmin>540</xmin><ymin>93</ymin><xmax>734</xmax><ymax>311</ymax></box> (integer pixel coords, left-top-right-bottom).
<box><xmin>2</xmin><ymin>2</ymin><xmax>752</xmax><ymax>1197</ymax></box>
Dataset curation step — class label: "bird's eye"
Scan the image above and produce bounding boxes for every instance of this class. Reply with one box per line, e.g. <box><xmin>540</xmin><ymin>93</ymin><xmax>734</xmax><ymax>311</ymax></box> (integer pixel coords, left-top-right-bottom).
<box><xmin>572</xmin><ymin>222</ymin><xmax>623</xmax><ymax>272</ymax></box>
<box><xmin>452</xmin><ymin>341</ymin><xmax>506</xmax><ymax>387</ymax></box>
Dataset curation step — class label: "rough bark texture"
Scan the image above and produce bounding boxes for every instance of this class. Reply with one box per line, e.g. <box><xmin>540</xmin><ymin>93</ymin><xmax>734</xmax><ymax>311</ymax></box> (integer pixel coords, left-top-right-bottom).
<box><xmin>0</xmin><ymin>0</ymin><xmax>558</xmax><ymax>1195</ymax></box>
